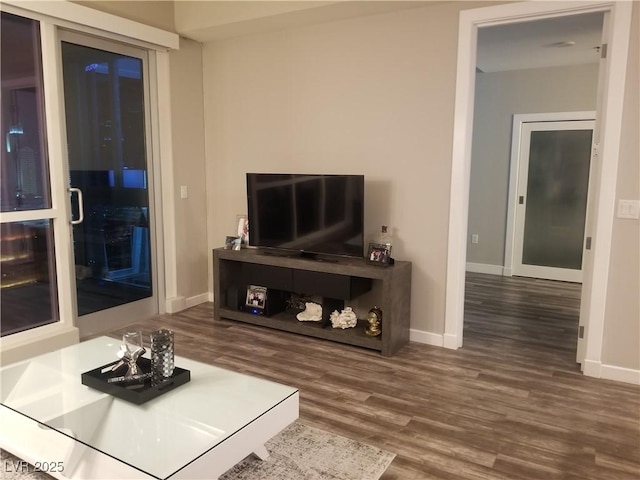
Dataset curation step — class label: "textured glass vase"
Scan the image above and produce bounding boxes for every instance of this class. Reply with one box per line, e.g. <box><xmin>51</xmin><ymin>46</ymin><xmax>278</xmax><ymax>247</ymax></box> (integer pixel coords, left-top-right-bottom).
<box><xmin>150</xmin><ymin>329</ymin><xmax>175</xmax><ymax>383</ymax></box>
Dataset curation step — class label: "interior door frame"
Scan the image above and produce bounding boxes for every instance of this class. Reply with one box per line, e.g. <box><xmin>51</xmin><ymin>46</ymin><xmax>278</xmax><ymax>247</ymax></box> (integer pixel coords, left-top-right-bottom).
<box><xmin>505</xmin><ymin>112</ymin><xmax>595</xmax><ymax>282</ymax></box>
<box><xmin>444</xmin><ymin>0</ymin><xmax>633</xmax><ymax>381</ymax></box>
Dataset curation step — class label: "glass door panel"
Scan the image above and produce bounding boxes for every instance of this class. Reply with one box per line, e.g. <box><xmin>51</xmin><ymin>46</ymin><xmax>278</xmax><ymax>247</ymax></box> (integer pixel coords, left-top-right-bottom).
<box><xmin>61</xmin><ymin>42</ymin><xmax>152</xmax><ymax>316</ymax></box>
<box><xmin>1</xmin><ymin>12</ymin><xmax>59</xmax><ymax>336</ymax></box>
<box><xmin>522</xmin><ymin>129</ymin><xmax>592</xmax><ymax>269</ymax></box>
<box><xmin>0</xmin><ymin>221</ymin><xmax>58</xmax><ymax>335</ymax></box>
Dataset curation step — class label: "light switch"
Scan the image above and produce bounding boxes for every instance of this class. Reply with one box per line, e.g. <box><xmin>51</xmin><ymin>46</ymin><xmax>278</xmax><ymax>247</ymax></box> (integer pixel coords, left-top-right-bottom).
<box><xmin>617</xmin><ymin>199</ymin><xmax>640</xmax><ymax>219</ymax></box>
<box><xmin>180</xmin><ymin>185</ymin><xmax>188</xmax><ymax>199</ymax></box>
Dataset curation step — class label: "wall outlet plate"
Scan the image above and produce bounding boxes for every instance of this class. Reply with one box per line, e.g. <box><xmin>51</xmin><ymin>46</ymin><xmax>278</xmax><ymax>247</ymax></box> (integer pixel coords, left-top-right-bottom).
<box><xmin>617</xmin><ymin>199</ymin><xmax>640</xmax><ymax>219</ymax></box>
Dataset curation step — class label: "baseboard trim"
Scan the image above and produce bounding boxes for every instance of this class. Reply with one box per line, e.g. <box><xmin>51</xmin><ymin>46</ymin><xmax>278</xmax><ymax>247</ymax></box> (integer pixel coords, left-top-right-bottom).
<box><xmin>166</xmin><ymin>293</ymin><xmax>210</xmax><ymax>313</ymax></box>
<box><xmin>185</xmin><ymin>293</ymin><xmax>210</xmax><ymax>309</ymax></box>
<box><xmin>410</xmin><ymin>329</ymin><xmax>443</xmax><ymax>347</ymax></box>
<box><xmin>601</xmin><ymin>364</ymin><xmax>640</xmax><ymax>385</ymax></box>
<box><xmin>582</xmin><ymin>359</ymin><xmax>602</xmax><ymax>378</ymax></box>
<box><xmin>443</xmin><ymin>333</ymin><xmax>460</xmax><ymax>350</ymax></box>
<box><xmin>465</xmin><ymin>262</ymin><xmax>504</xmax><ymax>275</ymax></box>
<box><xmin>582</xmin><ymin>359</ymin><xmax>639</xmax><ymax>385</ymax></box>
<box><xmin>166</xmin><ymin>296</ymin><xmax>186</xmax><ymax>313</ymax></box>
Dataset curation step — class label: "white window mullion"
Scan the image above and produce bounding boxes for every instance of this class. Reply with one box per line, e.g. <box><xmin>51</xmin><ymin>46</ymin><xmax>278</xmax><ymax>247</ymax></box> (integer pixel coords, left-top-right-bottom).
<box><xmin>40</xmin><ymin>21</ymin><xmax>78</xmax><ymax>326</ymax></box>
<box><xmin>0</xmin><ymin>209</ymin><xmax>59</xmax><ymax>223</ymax></box>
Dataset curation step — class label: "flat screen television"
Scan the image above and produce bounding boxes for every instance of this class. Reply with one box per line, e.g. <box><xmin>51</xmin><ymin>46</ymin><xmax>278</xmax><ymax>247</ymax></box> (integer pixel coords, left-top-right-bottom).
<box><xmin>246</xmin><ymin>173</ymin><xmax>364</xmax><ymax>259</ymax></box>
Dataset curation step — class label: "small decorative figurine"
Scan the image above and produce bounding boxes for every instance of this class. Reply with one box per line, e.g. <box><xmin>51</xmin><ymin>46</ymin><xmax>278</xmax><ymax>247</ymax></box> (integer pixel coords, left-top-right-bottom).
<box><xmin>296</xmin><ymin>302</ymin><xmax>322</xmax><ymax>321</ymax></box>
<box><xmin>102</xmin><ymin>331</ymin><xmax>147</xmax><ymax>381</ymax></box>
<box><xmin>330</xmin><ymin>307</ymin><xmax>358</xmax><ymax>329</ymax></box>
<box><xmin>365</xmin><ymin>306</ymin><xmax>382</xmax><ymax>336</ymax></box>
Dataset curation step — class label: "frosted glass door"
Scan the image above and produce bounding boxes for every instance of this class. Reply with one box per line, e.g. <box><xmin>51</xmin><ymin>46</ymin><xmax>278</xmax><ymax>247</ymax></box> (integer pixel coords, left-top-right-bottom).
<box><xmin>513</xmin><ymin>120</ymin><xmax>594</xmax><ymax>283</ymax></box>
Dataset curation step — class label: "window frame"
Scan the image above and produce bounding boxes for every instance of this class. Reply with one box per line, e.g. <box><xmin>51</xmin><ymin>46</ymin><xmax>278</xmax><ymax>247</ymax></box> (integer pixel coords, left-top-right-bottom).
<box><xmin>0</xmin><ymin>2</ymin><xmax>178</xmax><ymax>364</ymax></box>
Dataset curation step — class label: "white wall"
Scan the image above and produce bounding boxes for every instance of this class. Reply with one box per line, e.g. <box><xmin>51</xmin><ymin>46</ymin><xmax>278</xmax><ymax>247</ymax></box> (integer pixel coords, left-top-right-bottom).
<box><xmin>169</xmin><ymin>37</ymin><xmax>209</xmax><ymax>305</ymax></box>
<box><xmin>467</xmin><ymin>63</ymin><xmax>599</xmax><ymax>268</ymax></box>
<box><xmin>71</xmin><ymin>0</ymin><xmax>638</xmax><ymax>373</ymax></box>
<box><xmin>203</xmin><ymin>2</ymin><xmax>482</xmax><ymax>338</ymax></box>
<box><xmin>602</xmin><ymin>4</ymin><xmax>640</xmax><ymax>373</ymax></box>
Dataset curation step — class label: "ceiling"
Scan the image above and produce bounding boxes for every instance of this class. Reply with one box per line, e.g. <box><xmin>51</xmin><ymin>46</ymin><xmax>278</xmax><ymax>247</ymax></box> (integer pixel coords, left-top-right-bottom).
<box><xmin>175</xmin><ymin>1</ymin><xmax>433</xmax><ymax>43</ymax></box>
<box><xmin>476</xmin><ymin>12</ymin><xmax>605</xmax><ymax>73</ymax></box>
<box><xmin>176</xmin><ymin>2</ymin><xmax>605</xmax><ymax>73</ymax></box>
<box><xmin>2</xmin><ymin>2</ymin><xmax>606</xmax><ymax>83</ymax></box>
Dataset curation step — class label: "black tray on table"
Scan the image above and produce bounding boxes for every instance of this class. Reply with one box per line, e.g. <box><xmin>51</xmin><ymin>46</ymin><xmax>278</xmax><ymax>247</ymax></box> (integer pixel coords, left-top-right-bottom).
<box><xmin>81</xmin><ymin>357</ymin><xmax>190</xmax><ymax>405</ymax></box>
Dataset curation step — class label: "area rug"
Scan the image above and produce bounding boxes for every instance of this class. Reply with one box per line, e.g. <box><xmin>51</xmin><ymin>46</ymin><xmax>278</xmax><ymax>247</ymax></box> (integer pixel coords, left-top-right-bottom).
<box><xmin>1</xmin><ymin>422</ymin><xmax>395</xmax><ymax>480</ymax></box>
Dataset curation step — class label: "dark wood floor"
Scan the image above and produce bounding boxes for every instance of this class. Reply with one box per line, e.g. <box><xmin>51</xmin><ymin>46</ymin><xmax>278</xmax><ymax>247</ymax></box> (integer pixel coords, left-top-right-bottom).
<box><xmin>464</xmin><ymin>272</ymin><xmax>583</xmax><ymax>373</ymax></box>
<box><xmin>106</xmin><ymin>273</ymin><xmax>640</xmax><ymax>480</ymax></box>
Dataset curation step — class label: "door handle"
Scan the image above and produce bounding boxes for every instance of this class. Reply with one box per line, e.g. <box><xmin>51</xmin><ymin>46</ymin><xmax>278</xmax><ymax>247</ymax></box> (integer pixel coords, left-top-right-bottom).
<box><xmin>69</xmin><ymin>187</ymin><xmax>84</xmax><ymax>225</ymax></box>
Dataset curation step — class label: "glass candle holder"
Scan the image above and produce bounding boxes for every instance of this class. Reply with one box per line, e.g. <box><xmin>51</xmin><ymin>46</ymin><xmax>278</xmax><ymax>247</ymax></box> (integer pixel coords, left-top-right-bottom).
<box><xmin>123</xmin><ymin>331</ymin><xmax>143</xmax><ymax>354</ymax></box>
<box><xmin>121</xmin><ymin>331</ymin><xmax>144</xmax><ymax>377</ymax></box>
<box><xmin>150</xmin><ymin>329</ymin><xmax>175</xmax><ymax>382</ymax></box>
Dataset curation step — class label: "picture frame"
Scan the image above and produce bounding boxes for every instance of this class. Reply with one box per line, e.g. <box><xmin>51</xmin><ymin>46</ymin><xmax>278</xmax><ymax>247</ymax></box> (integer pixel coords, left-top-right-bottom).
<box><xmin>245</xmin><ymin>285</ymin><xmax>267</xmax><ymax>310</ymax></box>
<box><xmin>236</xmin><ymin>215</ymin><xmax>249</xmax><ymax>245</ymax></box>
<box><xmin>367</xmin><ymin>243</ymin><xmax>392</xmax><ymax>266</ymax></box>
<box><xmin>225</xmin><ymin>235</ymin><xmax>242</xmax><ymax>250</ymax></box>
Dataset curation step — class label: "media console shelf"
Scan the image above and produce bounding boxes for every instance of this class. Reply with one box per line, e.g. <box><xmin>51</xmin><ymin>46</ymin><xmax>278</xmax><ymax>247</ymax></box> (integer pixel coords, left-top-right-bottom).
<box><xmin>213</xmin><ymin>248</ymin><xmax>411</xmax><ymax>356</ymax></box>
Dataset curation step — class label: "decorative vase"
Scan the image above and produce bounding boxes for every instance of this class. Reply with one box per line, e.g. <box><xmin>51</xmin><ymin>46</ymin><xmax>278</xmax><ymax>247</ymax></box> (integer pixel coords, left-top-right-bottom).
<box><xmin>150</xmin><ymin>329</ymin><xmax>175</xmax><ymax>383</ymax></box>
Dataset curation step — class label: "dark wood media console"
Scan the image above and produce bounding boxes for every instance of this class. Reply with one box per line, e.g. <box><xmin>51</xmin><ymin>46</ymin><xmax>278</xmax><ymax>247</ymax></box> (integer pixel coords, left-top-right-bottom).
<box><xmin>213</xmin><ymin>248</ymin><xmax>411</xmax><ymax>356</ymax></box>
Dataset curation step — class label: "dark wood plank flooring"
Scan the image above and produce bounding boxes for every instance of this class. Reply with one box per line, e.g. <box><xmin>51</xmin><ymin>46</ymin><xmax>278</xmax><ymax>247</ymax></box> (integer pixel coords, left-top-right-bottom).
<box><xmin>104</xmin><ymin>274</ymin><xmax>639</xmax><ymax>480</ymax></box>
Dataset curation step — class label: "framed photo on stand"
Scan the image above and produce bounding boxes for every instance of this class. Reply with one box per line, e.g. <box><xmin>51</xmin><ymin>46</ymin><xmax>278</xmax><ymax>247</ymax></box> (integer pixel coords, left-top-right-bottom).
<box><xmin>367</xmin><ymin>243</ymin><xmax>392</xmax><ymax>266</ymax></box>
<box><xmin>245</xmin><ymin>285</ymin><xmax>267</xmax><ymax>311</ymax></box>
<box><xmin>236</xmin><ymin>215</ymin><xmax>249</xmax><ymax>246</ymax></box>
<box><xmin>225</xmin><ymin>236</ymin><xmax>241</xmax><ymax>250</ymax></box>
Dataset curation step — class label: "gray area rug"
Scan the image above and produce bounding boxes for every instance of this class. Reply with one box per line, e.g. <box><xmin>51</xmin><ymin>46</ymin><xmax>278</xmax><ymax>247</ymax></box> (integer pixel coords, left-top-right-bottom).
<box><xmin>1</xmin><ymin>422</ymin><xmax>395</xmax><ymax>480</ymax></box>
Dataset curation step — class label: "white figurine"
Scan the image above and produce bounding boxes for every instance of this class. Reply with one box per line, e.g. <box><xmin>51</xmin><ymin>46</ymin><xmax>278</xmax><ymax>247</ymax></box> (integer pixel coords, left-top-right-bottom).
<box><xmin>330</xmin><ymin>307</ymin><xmax>357</xmax><ymax>329</ymax></box>
<box><xmin>296</xmin><ymin>302</ymin><xmax>322</xmax><ymax>322</ymax></box>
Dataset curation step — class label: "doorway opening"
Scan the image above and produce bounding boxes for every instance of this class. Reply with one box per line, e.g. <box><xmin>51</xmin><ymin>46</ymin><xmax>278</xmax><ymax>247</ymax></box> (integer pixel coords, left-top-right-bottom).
<box><xmin>445</xmin><ymin>1</ymin><xmax>633</xmax><ymax>378</ymax></box>
<box><xmin>465</xmin><ymin>13</ymin><xmax>601</xmax><ymax>367</ymax></box>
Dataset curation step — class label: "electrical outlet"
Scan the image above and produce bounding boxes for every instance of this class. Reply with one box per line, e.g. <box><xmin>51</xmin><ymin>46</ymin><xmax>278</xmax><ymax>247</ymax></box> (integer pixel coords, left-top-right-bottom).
<box><xmin>471</xmin><ymin>234</ymin><xmax>479</xmax><ymax>244</ymax></box>
<box><xmin>180</xmin><ymin>185</ymin><xmax>188</xmax><ymax>199</ymax></box>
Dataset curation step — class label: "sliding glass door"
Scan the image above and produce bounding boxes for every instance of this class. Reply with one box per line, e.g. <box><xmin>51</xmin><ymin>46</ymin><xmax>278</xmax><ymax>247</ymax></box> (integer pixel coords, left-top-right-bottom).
<box><xmin>60</xmin><ymin>33</ymin><xmax>157</xmax><ymax>330</ymax></box>
<box><xmin>1</xmin><ymin>10</ymin><xmax>158</xmax><ymax>341</ymax></box>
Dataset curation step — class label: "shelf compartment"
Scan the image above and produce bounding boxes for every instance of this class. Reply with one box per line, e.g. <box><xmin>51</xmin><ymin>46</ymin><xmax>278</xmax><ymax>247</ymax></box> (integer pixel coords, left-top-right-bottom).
<box><xmin>218</xmin><ymin>308</ymin><xmax>382</xmax><ymax>351</ymax></box>
<box><xmin>242</xmin><ymin>263</ymin><xmax>292</xmax><ymax>291</ymax></box>
<box><xmin>292</xmin><ymin>270</ymin><xmax>371</xmax><ymax>300</ymax></box>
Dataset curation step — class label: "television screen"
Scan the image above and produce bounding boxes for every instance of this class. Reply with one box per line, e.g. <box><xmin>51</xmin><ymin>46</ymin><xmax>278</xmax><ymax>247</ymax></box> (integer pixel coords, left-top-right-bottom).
<box><xmin>246</xmin><ymin>173</ymin><xmax>364</xmax><ymax>259</ymax></box>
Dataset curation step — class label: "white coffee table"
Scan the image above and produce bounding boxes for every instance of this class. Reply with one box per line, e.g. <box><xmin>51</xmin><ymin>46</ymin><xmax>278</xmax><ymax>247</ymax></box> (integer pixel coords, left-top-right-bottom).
<box><xmin>0</xmin><ymin>337</ymin><xmax>299</xmax><ymax>479</ymax></box>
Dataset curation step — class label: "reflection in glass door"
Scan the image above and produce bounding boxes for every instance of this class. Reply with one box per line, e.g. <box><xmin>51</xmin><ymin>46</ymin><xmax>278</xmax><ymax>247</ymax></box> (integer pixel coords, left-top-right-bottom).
<box><xmin>61</xmin><ymin>40</ymin><xmax>153</xmax><ymax>317</ymax></box>
<box><xmin>0</xmin><ymin>12</ymin><xmax>59</xmax><ymax>337</ymax></box>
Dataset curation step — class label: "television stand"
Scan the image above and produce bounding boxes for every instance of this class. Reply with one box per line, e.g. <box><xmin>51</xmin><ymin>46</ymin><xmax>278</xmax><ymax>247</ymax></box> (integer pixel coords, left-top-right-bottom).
<box><xmin>259</xmin><ymin>249</ymin><xmax>339</xmax><ymax>263</ymax></box>
<box><xmin>213</xmin><ymin>248</ymin><xmax>411</xmax><ymax>356</ymax></box>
